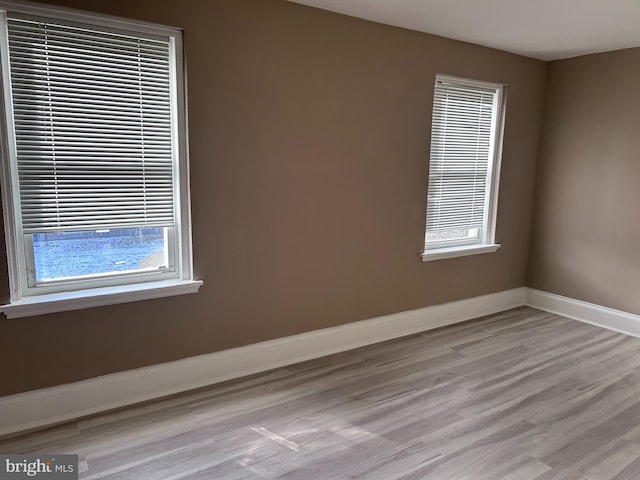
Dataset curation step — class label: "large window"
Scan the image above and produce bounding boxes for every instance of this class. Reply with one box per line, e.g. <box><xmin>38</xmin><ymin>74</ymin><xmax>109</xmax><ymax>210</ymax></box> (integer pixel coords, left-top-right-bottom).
<box><xmin>423</xmin><ymin>75</ymin><xmax>505</xmax><ymax>261</ymax></box>
<box><xmin>0</xmin><ymin>3</ymin><xmax>201</xmax><ymax>317</ymax></box>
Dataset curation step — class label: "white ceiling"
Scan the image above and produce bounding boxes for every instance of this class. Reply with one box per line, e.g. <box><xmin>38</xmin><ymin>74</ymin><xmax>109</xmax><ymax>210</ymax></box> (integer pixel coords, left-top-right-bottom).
<box><xmin>288</xmin><ymin>0</ymin><xmax>640</xmax><ymax>61</ymax></box>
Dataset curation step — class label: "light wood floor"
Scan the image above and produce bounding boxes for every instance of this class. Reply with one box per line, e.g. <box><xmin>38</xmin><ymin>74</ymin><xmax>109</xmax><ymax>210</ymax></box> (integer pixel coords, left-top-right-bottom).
<box><xmin>4</xmin><ymin>307</ymin><xmax>640</xmax><ymax>479</ymax></box>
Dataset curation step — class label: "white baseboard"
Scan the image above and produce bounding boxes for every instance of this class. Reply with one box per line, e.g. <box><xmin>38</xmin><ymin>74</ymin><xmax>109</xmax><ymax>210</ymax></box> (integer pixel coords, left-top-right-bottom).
<box><xmin>526</xmin><ymin>288</ymin><xmax>640</xmax><ymax>339</ymax></box>
<box><xmin>5</xmin><ymin>286</ymin><xmax>637</xmax><ymax>438</ymax></box>
<box><xmin>0</xmin><ymin>287</ymin><xmax>526</xmax><ymax>437</ymax></box>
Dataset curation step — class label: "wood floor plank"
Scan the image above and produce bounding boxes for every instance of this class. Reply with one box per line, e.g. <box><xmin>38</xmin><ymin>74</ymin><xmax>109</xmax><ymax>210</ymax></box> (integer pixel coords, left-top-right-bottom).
<box><xmin>2</xmin><ymin>306</ymin><xmax>640</xmax><ymax>479</ymax></box>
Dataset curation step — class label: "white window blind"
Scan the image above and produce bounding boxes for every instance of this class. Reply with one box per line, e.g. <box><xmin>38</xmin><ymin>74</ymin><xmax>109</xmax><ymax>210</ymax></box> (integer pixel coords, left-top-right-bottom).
<box><xmin>425</xmin><ymin>76</ymin><xmax>503</xmax><ymax>250</ymax></box>
<box><xmin>7</xmin><ymin>15</ymin><xmax>175</xmax><ymax>234</ymax></box>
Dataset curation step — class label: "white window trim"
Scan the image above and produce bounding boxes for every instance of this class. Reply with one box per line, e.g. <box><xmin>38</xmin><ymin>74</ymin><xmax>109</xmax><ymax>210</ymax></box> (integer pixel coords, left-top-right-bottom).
<box><xmin>0</xmin><ymin>1</ymin><xmax>202</xmax><ymax>317</ymax></box>
<box><xmin>421</xmin><ymin>243</ymin><xmax>501</xmax><ymax>262</ymax></box>
<box><xmin>0</xmin><ymin>279</ymin><xmax>203</xmax><ymax>319</ymax></box>
<box><xmin>422</xmin><ymin>74</ymin><xmax>506</xmax><ymax>260</ymax></box>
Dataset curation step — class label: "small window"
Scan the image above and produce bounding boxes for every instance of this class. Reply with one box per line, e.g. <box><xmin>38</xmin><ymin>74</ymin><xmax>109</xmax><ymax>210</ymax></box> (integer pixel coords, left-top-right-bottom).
<box><xmin>0</xmin><ymin>3</ymin><xmax>201</xmax><ymax>317</ymax></box>
<box><xmin>422</xmin><ymin>75</ymin><xmax>505</xmax><ymax>261</ymax></box>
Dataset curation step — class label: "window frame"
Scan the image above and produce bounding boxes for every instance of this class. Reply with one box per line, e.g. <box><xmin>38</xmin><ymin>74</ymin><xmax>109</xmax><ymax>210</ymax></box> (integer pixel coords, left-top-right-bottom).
<box><xmin>0</xmin><ymin>1</ymin><xmax>201</xmax><ymax>318</ymax></box>
<box><xmin>422</xmin><ymin>74</ymin><xmax>506</xmax><ymax>262</ymax></box>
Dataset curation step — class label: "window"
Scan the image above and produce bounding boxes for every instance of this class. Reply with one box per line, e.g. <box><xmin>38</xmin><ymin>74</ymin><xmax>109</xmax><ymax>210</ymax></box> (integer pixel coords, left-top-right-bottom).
<box><xmin>0</xmin><ymin>3</ymin><xmax>201</xmax><ymax>318</ymax></box>
<box><xmin>422</xmin><ymin>75</ymin><xmax>505</xmax><ymax>261</ymax></box>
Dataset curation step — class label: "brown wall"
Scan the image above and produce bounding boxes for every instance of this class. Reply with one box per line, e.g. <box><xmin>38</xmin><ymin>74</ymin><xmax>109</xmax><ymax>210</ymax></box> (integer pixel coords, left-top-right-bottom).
<box><xmin>528</xmin><ymin>48</ymin><xmax>640</xmax><ymax>315</ymax></box>
<box><xmin>0</xmin><ymin>0</ymin><xmax>546</xmax><ymax>396</ymax></box>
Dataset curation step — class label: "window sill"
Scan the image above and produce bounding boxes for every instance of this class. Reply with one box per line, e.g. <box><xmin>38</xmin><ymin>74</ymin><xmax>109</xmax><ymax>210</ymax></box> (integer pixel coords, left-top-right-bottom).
<box><xmin>421</xmin><ymin>243</ymin><xmax>501</xmax><ymax>262</ymax></box>
<box><xmin>0</xmin><ymin>279</ymin><xmax>203</xmax><ymax>319</ymax></box>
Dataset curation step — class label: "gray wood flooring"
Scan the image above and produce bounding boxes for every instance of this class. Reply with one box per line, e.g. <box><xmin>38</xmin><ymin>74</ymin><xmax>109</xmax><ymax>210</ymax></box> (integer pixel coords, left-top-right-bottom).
<box><xmin>3</xmin><ymin>307</ymin><xmax>640</xmax><ymax>479</ymax></box>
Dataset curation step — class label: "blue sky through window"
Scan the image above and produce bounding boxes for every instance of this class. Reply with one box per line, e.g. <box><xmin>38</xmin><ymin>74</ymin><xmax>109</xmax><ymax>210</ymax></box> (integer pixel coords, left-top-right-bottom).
<box><xmin>33</xmin><ymin>228</ymin><xmax>165</xmax><ymax>282</ymax></box>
